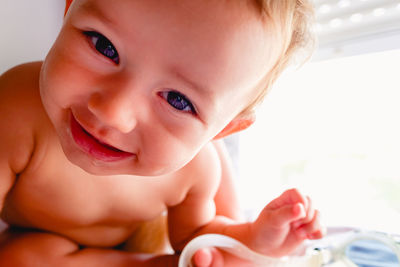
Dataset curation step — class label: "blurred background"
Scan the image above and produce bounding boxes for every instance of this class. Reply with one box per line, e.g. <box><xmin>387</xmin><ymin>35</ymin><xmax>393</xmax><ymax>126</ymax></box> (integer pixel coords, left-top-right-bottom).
<box><xmin>1</xmin><ymin>0</ymin><xmax>399</xmax><ymax>234</ymax></box>
<box><xmin>237</xmin><ymin>0</ymin><xmax>400</xmax><ymax>234</ymax></box>
<box><xmin>0</xmin><ymin>0</ymin><xmax>64</xmax><ymax>74</ymax></box>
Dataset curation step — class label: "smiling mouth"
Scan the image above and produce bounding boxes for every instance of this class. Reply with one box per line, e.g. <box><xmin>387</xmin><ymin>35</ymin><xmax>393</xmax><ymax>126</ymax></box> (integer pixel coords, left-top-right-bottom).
<box><xmin>70</xmin><ymin>114</ymin><xmax>135</xmax><ymax>162</ymax></box>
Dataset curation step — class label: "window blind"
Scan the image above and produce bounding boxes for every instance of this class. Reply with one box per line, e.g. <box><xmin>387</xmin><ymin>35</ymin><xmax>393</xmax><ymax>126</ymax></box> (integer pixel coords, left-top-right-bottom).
<box><xmin>312</xmin><ymin>0</ymin><xmax>400</xmax><ymax>59</ymax></box>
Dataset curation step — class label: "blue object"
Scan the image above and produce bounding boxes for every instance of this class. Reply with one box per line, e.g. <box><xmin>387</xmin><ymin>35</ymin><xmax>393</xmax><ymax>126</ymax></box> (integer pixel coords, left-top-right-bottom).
<box><xmin>345</xmin><ymin>239</ymin><xmax>400</xmax><ymax>267</ymax></box>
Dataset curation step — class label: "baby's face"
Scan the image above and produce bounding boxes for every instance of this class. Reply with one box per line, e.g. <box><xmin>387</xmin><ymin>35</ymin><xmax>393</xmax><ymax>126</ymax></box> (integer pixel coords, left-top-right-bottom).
<box><xmin>40</xmin><ymin>0</ymin><xmax>281</xmax><ymax>176</ymax></box>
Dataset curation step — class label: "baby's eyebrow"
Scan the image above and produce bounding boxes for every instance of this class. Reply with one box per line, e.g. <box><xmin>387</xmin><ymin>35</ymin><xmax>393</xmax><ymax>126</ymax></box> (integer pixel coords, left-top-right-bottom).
<box><xmin>170</xmin><ymin>67</ymin><xmax>211</xmax><ymax>96</ymax></box>
<box><xmin>79</xmin><ymin>1</ymin><xmax>116</xmax><ymax>28</ymax></box>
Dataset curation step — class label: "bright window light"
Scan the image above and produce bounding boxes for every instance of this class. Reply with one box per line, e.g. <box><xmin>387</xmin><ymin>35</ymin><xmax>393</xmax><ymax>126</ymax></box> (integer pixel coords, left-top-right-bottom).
<box><xmin>237</xmin><ymin>49</ymin><xmax>400</xmax><ymax>234</ymax></box>
<box><xmin>338</xmin><ymin>0</ymin><xmax>351</xmax><ymax>8</ymax></box>
<box><xmin>350</xmin><ymin>13</ymin><xmax>363</xmax><ymax>23</ymax></box>
<box><xmin>329</xmin><ymin>18</ymin><xmax>343</xmax><ymax>28</ymax></box>
<box><xmin>319</xmin><ymin>4</ymin><xmax>332</xmax><ymax>14</ymax></box>
<box><xmin>373</xmin><ymin>7</ymin><xmax>386</xmax><ymax>16</ymax></box>
<box><xmin>313</xmin><ymin>0</ymin><xmax>400</xmax><ymax>52</ymax></box>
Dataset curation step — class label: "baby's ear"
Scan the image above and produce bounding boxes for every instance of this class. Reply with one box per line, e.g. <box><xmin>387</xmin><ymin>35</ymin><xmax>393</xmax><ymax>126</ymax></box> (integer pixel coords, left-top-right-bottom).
<box><xmin>213</xmin><ymin>112</ymin><xmax>255</xmax><ymax>140</ymax></box>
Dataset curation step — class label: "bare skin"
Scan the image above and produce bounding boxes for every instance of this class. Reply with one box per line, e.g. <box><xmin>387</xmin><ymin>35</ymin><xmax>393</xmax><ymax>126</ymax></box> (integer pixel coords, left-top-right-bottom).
<box><xmin>0</xmin><ymin>0</ymin><xmax>324</xmax><ymax>266</ymax></box>
<box><xmin>0</xmin><ymin>62</ymin><xmax>241</xmax><ymax>266</ymax></box>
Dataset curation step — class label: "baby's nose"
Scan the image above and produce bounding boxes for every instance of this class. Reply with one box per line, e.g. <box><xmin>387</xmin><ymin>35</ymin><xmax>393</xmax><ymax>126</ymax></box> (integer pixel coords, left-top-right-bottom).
<box><xmin>88</xmin><ymin>91</ymin><xmax>138</xmax><ymax>133</ymax></box>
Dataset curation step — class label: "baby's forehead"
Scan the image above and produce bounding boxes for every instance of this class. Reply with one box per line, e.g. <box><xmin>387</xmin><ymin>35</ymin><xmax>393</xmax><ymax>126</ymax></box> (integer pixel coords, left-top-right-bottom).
<box><xmin>72</xmin><ymin>0</ymin><xmax>264</xmax><ymax>27</ymax></box>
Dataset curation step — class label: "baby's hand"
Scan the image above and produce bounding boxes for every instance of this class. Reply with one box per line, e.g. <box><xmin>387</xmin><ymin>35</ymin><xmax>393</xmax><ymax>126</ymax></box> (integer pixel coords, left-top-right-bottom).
<box><xmin>192</xmin><ymin>248</ymin><xmax>255</xmax><ymax>267</ymax></box>
<box><xmin>191</xmin><ymin>189</ymin><xmax>324</xmax><ymax>267</ymax></box>
<box><xmin>249</xmin><ymin>188</ymin><xmax>325</xmax><ymax>257</ymax></box>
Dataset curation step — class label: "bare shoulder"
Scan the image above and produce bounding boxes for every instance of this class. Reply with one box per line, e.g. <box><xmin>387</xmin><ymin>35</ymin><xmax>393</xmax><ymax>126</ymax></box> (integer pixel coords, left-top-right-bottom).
<box><xmin>0</xmin><ymin>62</ymin><xmax>45</xmax><ymax>173</ymax></box>
<box><xmin>0</xmin><ymin>62</ymin><xmax>43</xmax><ymax>103</ymax></box>
<box><xmin>0</xmin><ymin>61</ymin><xmax>44</xmax><ymax>118</ymax></box>
<box><xmin>177</xmin><ymin>142</ymin><xmax>223</xmax><ymax>197</ymax></box>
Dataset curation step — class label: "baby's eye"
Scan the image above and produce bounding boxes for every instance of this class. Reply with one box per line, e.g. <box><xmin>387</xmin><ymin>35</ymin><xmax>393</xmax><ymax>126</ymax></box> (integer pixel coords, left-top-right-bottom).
<box><xmin>84</xmin><ymin>31</ymin><xmax>119</xmax><ymax>64</ymax></box>
<box><xmin>160</xmin><ymin>91</ymin><xmax>197</xmax><ymax>115</ymax></box>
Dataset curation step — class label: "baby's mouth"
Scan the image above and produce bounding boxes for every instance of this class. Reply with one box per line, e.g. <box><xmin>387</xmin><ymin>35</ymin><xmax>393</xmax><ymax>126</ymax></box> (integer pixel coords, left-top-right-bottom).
<box><xmin>81</xmin><ymin>127</ymin><xmax>123</xmax><ymax>152</ymax></box>
<box><xmin>70</xmin><ymin>114</ymin><xmax>135</xmax><ymax>162</ymax></box>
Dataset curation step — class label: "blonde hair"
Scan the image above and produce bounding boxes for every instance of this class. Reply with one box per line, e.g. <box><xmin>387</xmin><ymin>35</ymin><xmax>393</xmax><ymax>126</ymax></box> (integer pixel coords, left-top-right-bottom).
<box><xmin>244</xmin><ymin>0</ymin><xmax>315</xmax><ymax>114</ymax></box>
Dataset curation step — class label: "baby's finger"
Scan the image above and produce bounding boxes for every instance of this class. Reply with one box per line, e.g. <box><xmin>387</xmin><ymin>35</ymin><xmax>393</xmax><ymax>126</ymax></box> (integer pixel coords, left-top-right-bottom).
<box><xmin>295</xmin><ymin>210</ymin><xmax>324</xmax><ymax>239</ymax></box>
<box><xmin>268</xmin><ymin>188</ymin><xmax>307</xmax><ymax>210</ymax></box>
<box><xmin>193</xmin><ymin>248</ymin><xmax>213</xmax><ymax>267</ymax></box>
<box><xmin>304</xmin><ymin>196</ymin><xmax>315</xmax><ymax>223</ymax></box>
<box><xmin>308</xmin><ymin>228</ymin><xmax>326</xmax><ymax>240</ymax></box>
<box><xmin>192</xmin><ymin>248</ymin><xmax>224</xmax><ymax>267</ymax></box>
<box><xmin>268</xmin><ymin>203</ymin><xmax>307</xmax><ymax>227</ymax></box>
<box><xmin>292</xmin><ymin>196</ymin><xmax>314</xmax><ymax>228</ymax></box>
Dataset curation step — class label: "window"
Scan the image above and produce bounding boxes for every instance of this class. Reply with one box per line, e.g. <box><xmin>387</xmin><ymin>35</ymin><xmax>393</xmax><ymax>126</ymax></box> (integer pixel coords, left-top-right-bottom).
<box><xmin>237</xmin><ymin>47</ymin><xmax>400</xmax><ymax>233</ymax></box>
<box><xmin>236</xmin><ymin>0</ymin><xmax>400</xmax><ymax>233</ymax></box>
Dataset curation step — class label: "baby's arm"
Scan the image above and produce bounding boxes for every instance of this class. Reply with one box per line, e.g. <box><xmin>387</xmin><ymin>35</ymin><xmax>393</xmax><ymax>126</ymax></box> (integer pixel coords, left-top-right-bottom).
<box><xmin>212</xmin><ymin>140</ymin><xmax>242</xmax><ymax>221</ymax></box>
<box><xmin>0</xmin><ymin>230</ymin><xmax>180</xmax><ymax>267</ymax></box>
<box><xmin>168</xmin><ymin>142</ymin><xmax>323</xmax><ymax>261</ymax></box>
<box><xmin>167</xmin><ymin>143</ymin><xmax>223</xmax><ymax>251</ymax></box>
<box><xmin>0</xmin><ymin>64</ymin><xmax>36</xmax><ymax>216</ymax></box>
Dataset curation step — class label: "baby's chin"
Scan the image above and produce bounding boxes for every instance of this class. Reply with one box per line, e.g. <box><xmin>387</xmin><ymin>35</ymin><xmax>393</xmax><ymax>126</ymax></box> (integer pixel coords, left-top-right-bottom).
<box><xmin>63</xmin><ymin>151</ymin><xmax>175</xmax><ymax>177</ymax></box>
<box><xmin>62</xmin><ymin>149</ymin><xmax>133</xmax><ymax>175</ymax></box>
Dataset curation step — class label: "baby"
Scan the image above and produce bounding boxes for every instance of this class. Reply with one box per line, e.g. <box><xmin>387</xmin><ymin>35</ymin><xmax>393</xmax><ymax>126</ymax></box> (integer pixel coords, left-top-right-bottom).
<box><xmin>0</xmin><ymin>0</ymin><xmax>324</xmax><ymax>266</ymax></box>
